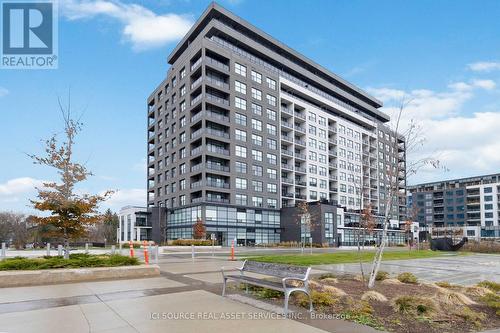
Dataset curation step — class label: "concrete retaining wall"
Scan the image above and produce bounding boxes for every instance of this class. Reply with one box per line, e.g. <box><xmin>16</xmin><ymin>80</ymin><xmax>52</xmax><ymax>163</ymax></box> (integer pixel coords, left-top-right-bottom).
<box><xmin>0</xmin><ymin>265</ymin><xmax>160</xmax><ymax>288</ymax></box>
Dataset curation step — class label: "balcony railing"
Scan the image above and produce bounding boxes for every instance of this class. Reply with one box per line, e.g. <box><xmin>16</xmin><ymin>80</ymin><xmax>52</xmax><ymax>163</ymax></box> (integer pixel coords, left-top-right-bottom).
<box><xmin>205</xmin><ymin>57</ymin><xmax>229</xmax><ymax>71</ymax></box>
<box><xmin>206</xmin><ymin>128</ymin><xmax>230</xmax><ymax>139</ymax></box>
<box><xmin>207</xmin><ymin>145</ymin><xmax>230</xmax><ymax>156</ymax></box>
<box><xmin>281</xmin><ymin>107</ymin><xmax>293</xmax><ymax>116</ymax></box>
<box><xmin>190</xmin><ymin>57</ymin><xmax>202</xmax><ymax>71</ymax></box>
<box><xmin>190</xmin><ymin>93</ymin><xmax>203</xmax><ymax>106</ymax></box>
<box><xmin>206</xmin><ymin>163</ymin><xmax>230</xmax><ymax>172</ymax></box>
<box><xmin>206</xmin><ymin>180</ymin><xmax>230</xmax><ymax>189</ymax></box>
<box><xmin>191</xmin><ymin>146</ymin><xmax>203</xmax><ymax>156</ymax></box>
<box><xmin>206</xmin><ymin>93</ymin><xmax>229</xmax><ymax>106</ymax></box>
<box><xmin>206</xmin><ymin>76</ymin><xmax>229</xmax><ymax>90</ymax></box>
<box><xmin>190</xmin><ymin>76</ymin><xmax>202</xmax><ymax>89</ymax></box>
<box><xmin>206</xmin><ymin>197</ymin><xmax>230</xmax><ymax>204</ymax></box>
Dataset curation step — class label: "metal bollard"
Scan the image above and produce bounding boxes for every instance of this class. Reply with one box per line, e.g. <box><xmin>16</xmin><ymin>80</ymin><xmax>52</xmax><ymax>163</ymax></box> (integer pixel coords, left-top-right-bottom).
<box><xmin>46</xmin><ymin>243</ymin><xmax>51</xmax><ymax>256</ymax></box>
<box><xmin>154</xmin><ymin>245</ymin><xmax>159</xmax><ymax>264</ymax></box>
<box><xmin>1</xmin><ymin>242</ymin><xmax>6</xmax><ymax>260</ymax></box>
<box><xmin>85</xmin><ymin>243</ymin><xmax>89</xmax><ymax>254</ymax></box>
<box><xmin>58</xmin><ymin>244</ymin><xmax>63</xmax><ymax>256</ymax></box>
<box><xmin>111</xmin><ymin>245</ymin><xmax>116</xmax><ymax>255</ymax></box>
<box><xmin>191</xmin><ymin>244</ymin><xmax>195</xmax><ymax>261</ymax></box>
<box><xmin>148</xmin><ymin>245</ymin><xmax>153</xmax><ymax>262</ymax></box>
<box><xmin>119</xmin><ymin>243</ymin><xmax>123</xmax><ymax>255</ymax></box>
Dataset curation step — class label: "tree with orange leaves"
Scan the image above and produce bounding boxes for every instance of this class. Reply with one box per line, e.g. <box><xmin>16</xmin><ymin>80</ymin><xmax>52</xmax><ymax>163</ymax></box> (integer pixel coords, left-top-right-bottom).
<box><xmin>28</xmin><ymin>95</ymin><xmax>113</xmax><ymax>258</ymax></box>
<box><xmin>193</xmin><ymin>218</ymin><xmax>206</xmax><ymax>239</ymax></box>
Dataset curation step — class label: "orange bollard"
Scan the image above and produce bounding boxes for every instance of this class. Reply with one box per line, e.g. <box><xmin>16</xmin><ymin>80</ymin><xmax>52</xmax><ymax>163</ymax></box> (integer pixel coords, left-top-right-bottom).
<box><xmin>230</xmin><ymin>240</ymin><xmax>235</xmax><ymax>261</ymax></box>
<box><xmin>129</xmin><ymin>240</ymin><xmax>134</xmax><ymax>258</ymax></box>
<box><xmin>143</xmin><ymin>241</ymin><xmax>149</xmax><ymax>265</ymax></box>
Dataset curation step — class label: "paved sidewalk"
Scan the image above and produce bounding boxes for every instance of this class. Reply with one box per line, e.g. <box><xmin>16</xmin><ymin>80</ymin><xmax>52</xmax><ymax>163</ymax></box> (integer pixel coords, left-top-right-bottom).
<box><xmin>0</xmin><ymin>255</ymin><xmax>380</xmax><ymax>333</ymax></box>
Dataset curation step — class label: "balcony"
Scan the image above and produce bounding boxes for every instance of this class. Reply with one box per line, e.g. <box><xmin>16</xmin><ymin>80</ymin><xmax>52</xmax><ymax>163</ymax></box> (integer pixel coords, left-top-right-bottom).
<box><xmin>294</xmin><ymin>138</ymin><xmax>306</xmax><ymax>146</ymax></box>
<box><xmin>294</xmin><ymin>112</ymin><xmax>306</xmax><ymax>120</ymax></box>
<box><xmin>295</xmin><ymin>193</ymin><xmax>306</xmax><ymax>200</ymax></box>
<box><xmin>281</xmin><ymin>163</ymin><xmax>293</xmax><ymax>171</ymax></box>
<box><xmin>281</xmin><ymin>148</ymin><xmax>293</xmax><ymax>156</ymax></box>
<box><xmin>206</xmin><ymin>93</ymin><xmax>229</xmax><ymax>106</ymax></box>
<box><xmin>282</xmin><ymin>192</ymin><xmax>294</xmax><ymax>198</ymax></box>
<box><xmin>207</xmin><ymin>145</ymin><xmax>230</xmax><ymax>156</ymax></box>
<box><xmin>190</xmin><ymin>57</ymin><xmax>202</xmax><ymax>71</ymax></box>
<box><xmin>281</xmin><ymin>121</ymin><xmax>293</xmax><ymax>129</ymax></box>
<box><xmin>205</xmin><ymin>56</ymin><xmax>229</xmax><ymax>72</ymax></box>
<box><xmin>295</xmin><ymin>152</ymin><xmax>306</xmax><ymax>160</ymax></box>
<box><xmin>190</xmin><ymin>93</ymin><xmax>203</xmax><ymax>106</ymax></box>
<box><xmin>281</xmin><ymin>107</ymin><xmax>293</xmax><ymax>116</ymax></box>
<box><xmin>190</xmin><ymin>76</ymin><xmax>202</xmax><ymax>90</ymax></box>
<box><xmin>206</xmin><ymin>196</ymin><xmax>230</xmax><ymax>204</ymax></box>
<box><xmin>191</xmin><ymin>146</ymin><xmax>203</xmax><ymax>156</ymax></box>
<box><xmin>328</xmin><ymin>126</ymin><xmax>337</xmax><ymax>132</ymax></box>
<box><xmin>206</xmin><ymin>128</ymin><xmax>230</xmax><ymax>139</ymax></box>
<box><xmin>295</xmin><ymin>166</ymin><xmax>306</xmax><ymax>173</ymax></box>
<box><xmin>206</xmin><ymin>162</ymin><xmax>230</xmax><ymax>172</ymax></box>
<box><xmin>191</xmin><ymin>163</ymin><xmax>203</xmax><ymax>173</ymax></box>
<box><xmin>206</xmin><ymin>180</ymin><xmax>230</xmax><ymax>189</ymax></box>
<box><xmin>281</xmin><ymin>177</ymin><xmax>293</xmax><ymax>184</ymax></box>
<box><xmin>206</xmin><ymin>75</ymin><xmax>229</xmax><ymax>90</ymax></box>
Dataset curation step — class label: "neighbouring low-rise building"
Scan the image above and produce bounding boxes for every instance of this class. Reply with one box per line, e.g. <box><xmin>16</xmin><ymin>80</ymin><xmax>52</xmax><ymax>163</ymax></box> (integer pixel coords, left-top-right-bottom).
<box><xmin>117</xmin><ymin>206</ymin><xmax>152</xmax><ymax>243</ymax></box>
<box><xmin>408</xmin><ymin>173</ymin><xmax>500</xmax><ymax>240</ymax></box>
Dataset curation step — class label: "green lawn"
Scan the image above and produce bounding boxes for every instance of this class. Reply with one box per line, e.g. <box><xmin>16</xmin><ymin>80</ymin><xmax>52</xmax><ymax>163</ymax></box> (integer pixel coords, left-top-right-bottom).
<box><xmin>248</xmin><ymin>250</ymin><xmax>465</xmax><ymax>266</ymax></box>
<box><xmin>0</xmin><ymin>253</ymin><xmax>139</xmax><ymax>271</ymax></box>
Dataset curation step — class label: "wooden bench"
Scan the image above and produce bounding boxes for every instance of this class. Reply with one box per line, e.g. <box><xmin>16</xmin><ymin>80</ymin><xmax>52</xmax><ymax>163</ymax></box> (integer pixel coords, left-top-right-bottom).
<box><xmin>221</xmin><ymin>260</ymin><xmax>313</xmax><ymax>314</ymax></box>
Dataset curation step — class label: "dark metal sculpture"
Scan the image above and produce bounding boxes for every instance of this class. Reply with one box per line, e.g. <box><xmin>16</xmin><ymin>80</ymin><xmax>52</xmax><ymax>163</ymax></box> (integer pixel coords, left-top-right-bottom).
<box><xmin>430</xmin><ymin>237</ymin><xmax>468</xmax><ymax>251</ymax></box>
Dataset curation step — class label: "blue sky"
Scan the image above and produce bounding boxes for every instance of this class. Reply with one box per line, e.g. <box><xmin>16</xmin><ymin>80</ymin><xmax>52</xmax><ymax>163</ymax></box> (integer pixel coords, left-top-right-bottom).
<box><xmin>1</xmin><ymin>0</ymin><xmax>500</xmax><ymax>213</ymax></box>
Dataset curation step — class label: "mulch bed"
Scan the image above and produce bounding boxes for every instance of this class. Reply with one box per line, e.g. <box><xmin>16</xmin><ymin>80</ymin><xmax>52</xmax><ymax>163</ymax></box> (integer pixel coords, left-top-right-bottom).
<box><xmin>229</xmin><ymin>273</ymin><xmax>500</xmax><ymax>333</ymax></box>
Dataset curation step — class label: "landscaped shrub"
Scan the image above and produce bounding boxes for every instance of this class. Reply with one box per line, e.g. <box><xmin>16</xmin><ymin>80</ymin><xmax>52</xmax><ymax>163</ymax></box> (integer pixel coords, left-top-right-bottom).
<box><xmin>169</xmin><ymin>239</ymin><xmax>213</xmax><ymax>246</ymax></box>
<box><xmin>397</xmin><ymin>272</ymin><xmax>418</xmax><ymax>284</ymax></box>
<box><xmin>295</xmin><ymin>290</ymin><xmax>336</xmax><ymax>308</ymax></box>
<box><xmin>477</xmin><ymin>280</ymin><xmax>500</xmax><ymax>293</ymax></box>
<box><xmin>361</xmin><ymin>291</ymin><xmax>388</xmax><ymax>302</ymax></box>
<box><xmin>461</xmin><ymin>240</ymin><xmax>500</xmax><ymax>254</ymax></box>
<box><xmin>480</xmin><ymin>292</ymin><xmax>500</xmax><ymax>316</ymax></box>
<box><xmin>318</xmin><ymin>273</ymin><xmax>336</xmax><ymax>280</ymax></box>
<box><xmin>375</xmin><ymin>270</ymin><xmax>389</xmax><ymax>281</ymax></box>
<box><xmin>454</xmin><ymin>306</ymin><xmax>486</xmax><ymax>328</ymax></box>
<box><xmin>393</xmin><ymin>296</ymin><xmax>436</xmax><ymax>315</ymax></box>
<box><xmin>435</xmin><ymin>281</ymin><xmax>452</xmax><ymax>288</ymax></box>
<box><xmin>0</xmin><ymin>254</ymin><xmax>139</xmax><ymax>270</ymax></box>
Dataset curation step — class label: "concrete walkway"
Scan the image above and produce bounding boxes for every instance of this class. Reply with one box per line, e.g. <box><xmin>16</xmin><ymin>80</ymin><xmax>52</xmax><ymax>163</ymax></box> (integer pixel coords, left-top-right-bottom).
<box><xmin>0</xmin><ymin>254</ymin><xmax>380</xmax><ymax>333</ymax></box>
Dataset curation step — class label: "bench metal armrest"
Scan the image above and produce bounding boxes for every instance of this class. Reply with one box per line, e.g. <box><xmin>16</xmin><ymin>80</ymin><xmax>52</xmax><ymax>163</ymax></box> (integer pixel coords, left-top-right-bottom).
<box><xmin>221</xmin><ymin>260</ymin><xmax>247</xmax><ymax>278</ymax></box>
<box><xmin>281</xmin><ymin>267</ymin><xmax>312</xmax><ymax>289</ymax></box>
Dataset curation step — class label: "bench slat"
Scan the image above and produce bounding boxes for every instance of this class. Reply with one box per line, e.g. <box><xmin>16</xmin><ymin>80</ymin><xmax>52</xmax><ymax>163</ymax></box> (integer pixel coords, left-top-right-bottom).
<box><xmin>242</xmin><ymin>261</ymin><xmax>308</xmax><ymax>279</ymax></box>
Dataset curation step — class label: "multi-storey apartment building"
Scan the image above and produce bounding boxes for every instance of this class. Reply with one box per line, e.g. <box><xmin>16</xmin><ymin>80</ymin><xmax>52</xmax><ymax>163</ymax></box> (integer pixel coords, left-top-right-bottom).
<box><xmin>408</xmin><ymin>173</ymin><xmax>500</xmax><ymax>240</ymax></box>
<box><xmin>146</xmin><ymin>3</ymin><xmax>406</xmax><ymax>246</ymax></box>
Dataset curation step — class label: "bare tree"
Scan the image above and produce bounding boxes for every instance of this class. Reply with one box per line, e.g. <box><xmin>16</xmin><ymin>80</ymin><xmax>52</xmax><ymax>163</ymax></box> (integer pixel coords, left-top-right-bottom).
<box><xmin>296</xmin><ymin>201</ymin><xmax>320</xmax><ymax>254</ymax></box>
<box><xmin>0</xmin><ymin>212</ymin><xmax>31</xmax><ymax>249</ymax></box>
<box><xmin>367</xmin><ymin>99</ymin><xmax>446</xmax><ymax>288</ymax></box>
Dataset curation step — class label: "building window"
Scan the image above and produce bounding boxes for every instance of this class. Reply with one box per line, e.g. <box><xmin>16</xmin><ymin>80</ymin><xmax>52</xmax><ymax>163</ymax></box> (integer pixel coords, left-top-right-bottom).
<box><xmin>235</xmin><ymin>80</ymin><xmax>247</xmax><ymax>94</ymax></box>
<box><xmin>252</xmin><ymin>196</ymin><xmax>263</xmax><ymax>207</ymax></box>
<box><xmin>252</xmin><ymin>149</ymin><xmax>262</xmax><ymax>161</ymax></box>
<box><xmin>267</xmin><ymin>183</ymin><xmax>277</xmax><ymax>193</ymax></box>
<box><xmin>252</xmin><ymin>119</ymin><xmax>262</xmax><ymax>131</ymax></box>
<box><xmin>252</xmin><ymin>165</ymin><xmax>263</xmax><ymax>176</ymax></box>
<box><xmin>267</xmin><ymin>168</ymin><xmax>277</xmax><ymax>179</ymax></box>
<box><xmin>251</xmin><ymin>103</ymin><xmax>262</xmax><ymax>116</ymax></box>
<box><xmin>266</xmin><ymin>109</ymin><xmax>276</xmax><ymax>121</ymax></box>
<box><xmin>267</xmin><ymin>138</ymin><xmax>277</xmax><ymax>150</ymax></box>
<box><xmin>251</xmin><ymin>88</ymin><xmax>262</xmax><ymax>101</ymax></box>
<box><xmin>236</xmin><ymin>178</ymin><xmax>247</xmax><ymax>189</ymax></box>
<box><xmin>252</xmin><ymin>134</ymin><xmax>262</xmax><ymax>146</ymax></box>
<box><xmin>266</xmin><ymin>94</ymin><xmax>276</xmax><ymax>106</ymax></box>
<box><xmin>267</xmin><ymin>153</ymin><xmax>277</xmax><ymax>165</ymax></box>
<box><xmin>235</xmin><ymin>96</ymin><xmax>247</xmax><ymax>110</ymax></box>
<box><xmin>251</xmin><ymin>70</ymin><xmax>262</xmax><ymax>84</ymax></box>
<box><xmin>266</xmin><ymin>77</ymin><xmax>276</xmax><ymax>90</ymax></box>
<box><xmin>266</xmin><ymin>124</ymin><xmax>277</xmax><ymax>136</ymax></box>
<box><xmin>235</xmin><ymin>129</ymin><xmax>247</xmax><ymax>142</ymax></box>
<box><xmin>235</xmin><ymin>161</ymin><xmax>247</xmax><ymax>173</ymax></box>
<box><xmin>236</xmin><ymin>194</ymin><xmax>247</xmax><ymax>205</ymax></box>
<box><xmin>180</xmin><ymin>195</ymin><xmax>186</xmax><ymax>206</ymax></box>
<box><xmin>252</xmin><ymin>181</ymin><xmax>263</xmax><ymax>192</ymax></box>
<box><xmin>180</xmin><ymin>67</ymin><xmax>186</xmax><ymax>79</ymax></box>
<box><xmin>236</xmin><ymin>145</ymin><xmax>247</xmax><ymax>158</ymax></box>
<box><xmin>235</xmin><ymin>62</ymin><xmax>246</xmax><ymax>76</ymax></box>
<box><xmin>267</xmin><ymin>198</ymin><xmax>277</xmax><ymax>208</ymax></box>
<box><xmin>235</xmin><ymin>113</ymin><xmax>247</xmax><ymax>126</ymax></box>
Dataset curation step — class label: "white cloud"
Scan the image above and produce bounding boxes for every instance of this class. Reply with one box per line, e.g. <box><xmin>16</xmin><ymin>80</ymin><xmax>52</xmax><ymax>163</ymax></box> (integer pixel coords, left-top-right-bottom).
<box><xmin>0</xmin><ymin>177</ymin><xmax>44</xmax><ymax>196</ymax></box>
<box><xmin>0</xmin><ymin>87</ymin><xmax>9</xmax><ymax>98</ymax></box>
<box><xmin>101</xmin><ymin>188</ymin><xmax>145</xmax><ymax>211</ymax></box>
<box><xmin>60</xmin><ymin>0</ymin><xmax>194</xmax><ymax>50</ymax></box>
<box><xmin>369</xmin><ymin>80</ymin><xmax>500</xmax><ymax>184</ymax></box>
<box><xmin>468</xmin><ymin>61</ymin><xmax>500</xmax><ymax>72</ymax></box>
